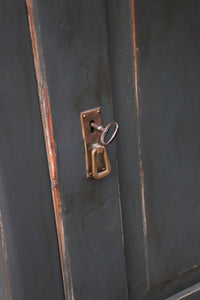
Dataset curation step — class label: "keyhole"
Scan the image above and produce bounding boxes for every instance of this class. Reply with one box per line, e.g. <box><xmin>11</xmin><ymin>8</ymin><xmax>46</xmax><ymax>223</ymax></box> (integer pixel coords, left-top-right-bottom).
<box><xmin>89</xmin><ymin>120</ymin><xmax>95</xmax><ymax>134</ymax></box>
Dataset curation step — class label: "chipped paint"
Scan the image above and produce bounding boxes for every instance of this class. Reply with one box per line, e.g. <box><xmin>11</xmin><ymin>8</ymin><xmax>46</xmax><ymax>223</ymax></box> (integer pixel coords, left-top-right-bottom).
<box><xmin>131</xmin><ymin>0</ymin><xmax>150</xmax><ymax>290</ymax></box>
<box><xmin>166</xmin><ymin>279</ymin><xmax>200</xmax><ymax>300</ymax></box>
<box><xmin>0</xmin><ymin>210</ymin><xmax>12</xmax><ymax>300</ymax></box>
<box><xmin>115</xmin><ymin>160</ymin><xmax>125</xmax><ymax>247</ymax></box>
<box><xmin>174</xmin><ymin>264</ymin><xmax>199</xmax><ymax>278</ymax></box>
<box><xmin>155</xmin><ymin>264</ymin><xmax>199</xmax><ymax>291</ymax></box>
<box><xmin>114</xmin><ymin>161</ymin><xmax>129</xmax><ymax>298</ymax></box>
<box><xmin>25</xmin><ymin>1</ymin><xmax>74</xmax><ymax>299</ymax></box>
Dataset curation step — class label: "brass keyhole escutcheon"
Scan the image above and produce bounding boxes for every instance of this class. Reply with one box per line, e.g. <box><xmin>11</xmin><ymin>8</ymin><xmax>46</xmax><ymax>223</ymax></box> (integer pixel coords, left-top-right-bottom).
<box><xmin>80</xmin><ymin>107</ymin><xmax>119</xmax><ymax>179</ymax></box>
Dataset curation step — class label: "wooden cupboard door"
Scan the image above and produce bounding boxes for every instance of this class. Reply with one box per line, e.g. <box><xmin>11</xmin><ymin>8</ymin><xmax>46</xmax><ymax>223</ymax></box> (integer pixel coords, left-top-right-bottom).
<box><xmin>4</xmin><ymin>1</ymin><xmax>200</xmax><ymax>299</ymax></box>
<box><xmin>0</xmin><ymin>1</ymin><xmax>128</xmax><ymax>299</ymax></box>
<box><xmin>25</xmin><ymin>0</ymin><xmax>128</xmax><ymax>299</ymax></box>
<box><xmin>106</xmin><ymin>0</ymin><xmax>200</xmax><ymax>299</ymax></box>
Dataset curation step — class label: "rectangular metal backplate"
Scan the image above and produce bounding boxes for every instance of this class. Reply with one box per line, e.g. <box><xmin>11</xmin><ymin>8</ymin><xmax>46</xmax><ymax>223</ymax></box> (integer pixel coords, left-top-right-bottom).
<box><xmin>80</xmin><ymin>107</ymin><xmax>103</xmax><ymax>178</ymax></box>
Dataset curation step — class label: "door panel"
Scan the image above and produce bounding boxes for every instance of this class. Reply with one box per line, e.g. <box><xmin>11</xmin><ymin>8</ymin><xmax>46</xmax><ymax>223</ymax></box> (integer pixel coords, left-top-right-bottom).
<box><xmin>135</xmin><ymin>0</ymin><xmax>200</xmax><ymax>297</ymax></box>
<box><xmin>0</xmin><ymin>1</ymin><xmax>65</xmax><ymax>299</ymax></box>
<box><xmin>106</xmin><ymin>0</ymin><xmax>200</xmax><ymax>299</ymax></box>
<box><xmin>26</xmin><ymin>0</ymin><xmax>128</xmax><ymax>299</ymax></box>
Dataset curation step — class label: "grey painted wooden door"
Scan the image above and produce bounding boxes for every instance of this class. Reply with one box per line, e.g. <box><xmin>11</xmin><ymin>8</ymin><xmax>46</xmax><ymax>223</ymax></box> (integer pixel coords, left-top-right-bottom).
<box><xmin>1</xmin><ymin>1</ymin><xmax>200</xmax><ymax>300</ymax></box>
<box><xmin>0</xmin><ymin>0</ymin><xmax>127</xmax><ymax>300</ymax></box>
<box><xmin>106</xmin><ymin>0</ymin><xmax>200</xmax><ymax>299</ymax></box>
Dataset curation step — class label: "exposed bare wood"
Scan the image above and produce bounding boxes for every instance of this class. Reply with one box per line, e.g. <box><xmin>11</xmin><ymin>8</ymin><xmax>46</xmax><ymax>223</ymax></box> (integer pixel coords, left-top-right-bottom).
<box><xmin>151</xmin><ymin>264</ymin><xmax>199</xmax><ymax>292</ymax></box>
<box><xmin>25</xmin><ymin>1</ymin><xmax>74</xmax><ymax>299</ymax></box>
<box><xmin>166</xmin><ymin>281</ymin><xmax>200</xmax><ymax>300</ymax></box>
<box><xmin>115</xmin><ymin>160</ymin><xmax>125</xmax><ymax>247</ymax></box>
<box><xmin>0</xmin><ymin>210</ymin><xmax>12</xmax><ymax>300</ymax></box>
<box><xmin>131</xmin><ymin>0</ymin><xmax>150</xmax><ymax>290</ymax></box>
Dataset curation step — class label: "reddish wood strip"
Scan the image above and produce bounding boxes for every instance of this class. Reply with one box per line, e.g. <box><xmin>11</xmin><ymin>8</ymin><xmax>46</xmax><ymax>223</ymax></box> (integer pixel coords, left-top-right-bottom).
<box><xmin>0</xmin><ymin>210</ymin><xmax>12</xmax><ymax>300</ymax></box>
<box><xmin>131</xmin><ymin>0</ymin><xmax>150</xmax><ymax>290</ymax></box>
<box><xmin>25</xmin><ymin>1</ymin><xmax>74</xmax><ymax>299</ymax></box>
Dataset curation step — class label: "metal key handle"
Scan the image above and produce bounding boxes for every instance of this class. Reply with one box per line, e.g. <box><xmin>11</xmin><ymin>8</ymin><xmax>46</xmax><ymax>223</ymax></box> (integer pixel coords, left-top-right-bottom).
<box><xmin>90</xmin><ymin>121</ymin><xmax>119</xmax><ymax>146</ymax></box>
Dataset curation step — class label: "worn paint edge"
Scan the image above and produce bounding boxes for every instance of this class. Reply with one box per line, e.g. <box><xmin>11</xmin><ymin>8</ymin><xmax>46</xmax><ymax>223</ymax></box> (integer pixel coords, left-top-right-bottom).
<box><xmin>115</xmin><ymin>161</ymin><xmax>125</xmax><ymax>247</ymax></box>
<box><xmin>165</xmin><ymin>281</ymin><xmax>200</xmax><ymax>300</ymax></box>
<box><xmin>152</xmin><ymin>264</ymin><xmax>199</xmax><ymax>291</ymax></box>
<box><xmin>0</xmin><ymin>210</ymin><xmax>12</xmax><ymax>300</ymax></box>
<box><xmin>131</xmin><ymin>0</ymin><xmax>150</xmax><ymax>290</ymax></box>
<box><xmin>25</xmin><ymin>1</ymin><xmax>74</xmax><ymax>299</ymax></box>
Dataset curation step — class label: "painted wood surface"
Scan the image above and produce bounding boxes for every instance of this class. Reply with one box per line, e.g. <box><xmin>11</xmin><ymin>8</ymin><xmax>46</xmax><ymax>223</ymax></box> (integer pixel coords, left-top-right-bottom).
<box><xmin>1</xmin><ymin>1</ymin><xmax>200</xmax><ymax>299</ymax></box>
<box><xmin>26</xmin><ymin>0</ymin><xmax>128</xmax><ymax>299</ymax></box>
<box><xmin>107</xmin><ymin>0</ymin><xmax>200</xmax><ymax>299</ymax></box>
<box><xmin>0</xmin><ymin>0</ymin><xmax>65</xmax><ymax>299</ymax></box>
